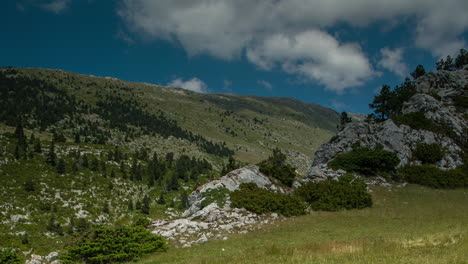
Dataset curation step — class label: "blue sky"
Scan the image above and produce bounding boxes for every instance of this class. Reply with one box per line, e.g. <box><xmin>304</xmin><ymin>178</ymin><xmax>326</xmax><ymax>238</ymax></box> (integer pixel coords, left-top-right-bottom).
<box><xmin>1</xmin><ymin>0</ymin><xmax>467</xmax><ymax>114</ymax></box>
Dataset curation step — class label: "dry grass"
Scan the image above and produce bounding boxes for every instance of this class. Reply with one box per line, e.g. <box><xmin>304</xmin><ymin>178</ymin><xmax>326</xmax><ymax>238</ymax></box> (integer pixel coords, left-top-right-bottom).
<box><xmin>134</xmin><ymin>185</ymin><xmax>468</xmax><ymax>264</ymax></box>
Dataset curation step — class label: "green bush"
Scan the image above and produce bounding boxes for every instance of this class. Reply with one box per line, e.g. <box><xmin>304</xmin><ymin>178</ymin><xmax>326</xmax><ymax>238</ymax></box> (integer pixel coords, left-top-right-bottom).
<box><xmin>61</xmin><ymin>226</ymin><xmax>167</xmax><ymax>264</ymax></box>
<box><xmin>413</xmin><ymin>143</ymin><xmax>444</xmax><ymax>164</ymax></box>
<box><xmin>453</xmin><ymin>95</ymin><xmax>468</xmax><ymax>112</ymax></box>
<box><xmin>0</xmin><ymin>249</ymin><xmax>22</xmax><ymax>264</ymax></box>
<box><xmin>201</xmin><ymin>187</ymin><xmax>230</xmax><ymax>208</ymax></box>
<box><xmin>393</xmin><ymin>112</ymin><xmax>458</xmax><ymax>141</ymax></box>
<box><xmin>259</xmin><ymin>148</ymin><xmax>297</xmax><ymax>187</ymax></box>
<box><xmin>295</xmin><ymin>174</ymin><xmax>372</xmax><ymax>211</ymax></box>
<box><xmin>399</xmin><ymin>164</ymin><xmax>467</xmax><ymax>189</ymax></box>
<box><xmin>230</xmin><ymin>183</ymin><xmax>306</xmax><ymax>216</ymax></box>
<box><xmin>328</xmin><ymin>146</ymin><xmax>399</xmax><ymax>175</ymax></box>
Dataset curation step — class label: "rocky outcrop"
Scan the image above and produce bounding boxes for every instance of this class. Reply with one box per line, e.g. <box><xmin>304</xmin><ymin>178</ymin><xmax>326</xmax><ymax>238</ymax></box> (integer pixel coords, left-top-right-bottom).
<box><xmin>311</xmin><ymin>119</ymin><xmax>463</xmax><ymax>169</ymax></box>
<box><xmin>25</xmin><ymin>252</ymin><xmax>60</xmax><ymax>264</ymax></box>
<box><xmin>151</xmin><ymin>166</ymin><xmax>287</xmax><ymax>248</ymax></box>
<box><xmin>307</xmin><ymin>69</ymin><xmax>467</xmax><ymax>180</ymax></box>
<box><xmin>183</xmin><ymin>165</ymin><xmax>286</xmax><ymax>218</ymax></box>
<box><xmin>151</xmin><ymin>208</ymin><xmax>282</xmax><ymax>248</ymax></box>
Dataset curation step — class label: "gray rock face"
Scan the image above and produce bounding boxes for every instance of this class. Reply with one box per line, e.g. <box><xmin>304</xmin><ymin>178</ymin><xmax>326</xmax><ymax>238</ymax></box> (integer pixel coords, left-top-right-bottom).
<box><xmin>183</xmin><ymin>165</ymin><xmax>286</xmax><ymax>218</ymax></box>
<box><xmin>309</xmin><ymin>69</ymin><xmax>467</xmax><ymax>180</ymax></box>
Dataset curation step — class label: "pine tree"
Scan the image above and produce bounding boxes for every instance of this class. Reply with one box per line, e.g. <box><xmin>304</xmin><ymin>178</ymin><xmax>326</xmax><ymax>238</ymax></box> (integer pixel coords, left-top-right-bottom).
<box><xmin>179</xmin><ymin>190</ymin><xmax>189</xmax><ymax>210</ymax></box>
<box><xmin>339</xmin><ymin>112</ymin><xmax>352</xmax><ymax>130</ymax></box>
<box><xmin>141</xmin><ymin>195</ymin><xmax>150</xmax><ymax>214</ymax></box>
<box><xmin>46</xmin><ymin>141</ymin><xmax>57</xmax><ymax>166</ymax></box>
<box><xmin>410</xmin><ymin>64</ymin><xmax>426</xmax><ymax>79</ymax></box>
<box><xmin>369</xmin><ymin>85</ymin><xmax>395</xmax><ymax>121</ymax></box>
<box><xmin>157</xmin><ymin>193</ymin><xmax>166</xmax><ymax>205</ymax></box>
<box><xmin>57</xmin><ymin>158</ymin><xmax>66</xmax><ymax>174</ymax></box>
<box><xmin>33</xmin><ymin>139</ymin><xmax>42</xmax><ymax>153</ymax></box>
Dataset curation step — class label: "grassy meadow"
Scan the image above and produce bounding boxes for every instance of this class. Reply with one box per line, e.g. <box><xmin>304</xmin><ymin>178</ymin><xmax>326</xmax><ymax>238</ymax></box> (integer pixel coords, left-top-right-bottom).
<box><xmin>135</xmin><ymin>185</ymin><xmax>468</xmax><ymax>264</ymax></box>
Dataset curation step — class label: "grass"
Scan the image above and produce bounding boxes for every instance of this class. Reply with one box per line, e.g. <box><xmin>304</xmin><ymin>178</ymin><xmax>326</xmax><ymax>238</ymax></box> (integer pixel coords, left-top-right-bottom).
<box><xmin>134</xmin><ymin>185</ymin><xmax>468</xmax><ymax>264</ymax></box>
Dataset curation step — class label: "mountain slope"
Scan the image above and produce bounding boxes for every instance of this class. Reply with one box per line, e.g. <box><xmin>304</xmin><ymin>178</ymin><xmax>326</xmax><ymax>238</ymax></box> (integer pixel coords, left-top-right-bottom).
<box><xmin>0</xmin><ymin>67</ymin><xmax>339</xmax><ymax>173</ymax></box>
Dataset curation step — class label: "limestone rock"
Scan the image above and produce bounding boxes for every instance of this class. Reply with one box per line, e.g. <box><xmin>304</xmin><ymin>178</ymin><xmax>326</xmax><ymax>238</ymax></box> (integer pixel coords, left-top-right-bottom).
<box><xmin>183</xmin><ymin>165</ymin><xmax>286</xmax><ymax>218</ymax></box>
<box><xmin>308</xmin><ymin>69</ymin><xmax>466</xmax><ymax>181</ymax></box>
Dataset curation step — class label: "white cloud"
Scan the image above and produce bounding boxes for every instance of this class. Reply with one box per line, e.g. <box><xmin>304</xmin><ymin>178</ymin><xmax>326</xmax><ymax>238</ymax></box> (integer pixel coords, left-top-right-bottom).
<box><xmin>41</xmin><ymin>0</ymin><xmax>70</xmax><ymax>14</ymax></box>
<box><xmin>248</xmin><ymin>31</ymin><xmax>374</xmax><ymax>92</ymax></box>
<box><xmin>378</xmin><ymin>47</ymin><xmax>408</xmax><ymax>78</ymax></box>
<box><xmin>119</xmin><ymin>0</ymin><xmax>468</xmax><ymax>90</ymax></box>
<box><xmin>257</xmin><ymin>80</ymin><xmax>273</xmax><ymax>91</ymax></box>
<box><xmin>167</xmin><ymin>77</ymin><xmax>208</xmax><ymax>93</ymax></box>
<box><xmin>330</xmin><ymin>100</ymin><xmax>349</xmax><ymax>111</ymax></box>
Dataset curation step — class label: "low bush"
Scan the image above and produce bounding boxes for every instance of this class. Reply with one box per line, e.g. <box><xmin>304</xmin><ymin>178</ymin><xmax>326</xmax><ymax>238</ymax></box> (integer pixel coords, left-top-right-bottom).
<box><xmin>61</xmin><ymin>226</ymin><xmax>167</xmax><ymax>264</ymax></box>
<box><xmin>393</xmin><ymin>112</ymin><xmax>458</xmax><ymax>141</ymax></box>
<box><xmin>398</xmin><ymin>164</ymin><xmax>467</xmax><ymax>189</ymax></box>
<box><xmin>201</xmin><ymin>187</ymin><xmax>230</xmax><ymax>208</ymax></box>
<box><xmin>230</xmin><ymin>183</ymin><xmax>306</xmax><ymax>216</ymax></box>
<box><xmin>412</xmin><ymin>143</ymin><xmax>444</xmax><ymax>164</ymax></box>
<box><xmin>259</xmin><ymin>148</ymin><xmax>297</xmax><ymax>187</ymax></box>
<box><xmin>295</xmin><ymin>174</ymin><xmax>372</xmax><ymax>211</ymax></box>
<box><xmin>0</xmin><ymin>248</ymin><xmax>22</xmax><ymax>264</ymax></box>
<box><xmin>453</xmin><ymin>95</ymin><xmax>468</xmax><ymax>112</ymax></box>
<box><xmin>328</xmin><ymin>146</ymin><xmax>399</xmax><ymax>175</ymax></box>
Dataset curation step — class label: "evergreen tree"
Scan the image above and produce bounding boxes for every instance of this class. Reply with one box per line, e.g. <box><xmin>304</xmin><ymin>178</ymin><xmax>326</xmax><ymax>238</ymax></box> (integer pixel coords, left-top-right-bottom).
<box><xmin>410</xmin><ymin>64</ymin><xmax>426</xmax><ymax>79</ymax></box>
<box><xmin>29</xmin><ymin>133</ymin><xmax>36</xmax><ymax>144</ymax></box>
<box><xmin>141</xmin><ymin>195</ymin><xmax>150</xmax><ymax>214</ymax></box>
<box><xmin>22</xmin><ymin>233</ymin><xmax>29</xmax><ymax>244</ymax></box>
<box><xmin>82</xmin><ymin>154</ymin><xmax>89</xmax><ymax>168</ymax></box>
<box><xmin>103</xmin><ymin>202</ymin><xmax>110</xmax><ymax>214</ymax></box>
<box><xmin>74</xmin><ymin>133</ymin><xmax>81</xmax><ymax>143</ymax></box>
<box><xmin>24</xmin><ymin>178</ymin><xmax>35</xmax><ymax>192</ymax></box>
<box><xmin>339</xmin><ymin>112</ymin><xmax>352</xmax><ymax>130</ymax></box>
<box><xmin>179</xmin><ymin>190</ymin><xmax>189</xmax><ymax>210</ymax></box>
<box><xmin>455</xmin><ymin>48</ymin><xmax>468</xmax><ymax>68</ymax></box>
<box><xmin>157</xmin><ymin>193</ymin><xmax>166</xmax><ymax>205</ymax></box>
<box><xmin>46</xmin><ymin>141</ymin><xmax>57</xmax><ymax>166</ymax></box>
<box><xmin>33</xmin><ymin>139</ymin><xmax>42</xmax><ymax>153</ymax></box>
<box><xmin>57</xmin><ymin>158</ymin><xmax>66</xmax><ymax>174</ymax></box>
<box><xmin>369</xmin><ymin>85</ymin><xmax>394</xmax><ymax>121</ymax></box>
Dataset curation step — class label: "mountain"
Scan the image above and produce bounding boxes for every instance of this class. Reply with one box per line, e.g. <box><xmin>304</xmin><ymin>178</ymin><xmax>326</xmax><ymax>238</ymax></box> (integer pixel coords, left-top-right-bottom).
<box><xmin>0</xmin><ymin>67</ymin><xmax>339</xmax><ymax>174</ymax></box>
<box><xmin>305</xmin><ymin>67</ymin><xmax>467</xmax><ymax>183</ymax></box>
<box><xmin>0</xmin><ymin>67</ymin><xmax>338</xmax><ymax>258</ymax></box>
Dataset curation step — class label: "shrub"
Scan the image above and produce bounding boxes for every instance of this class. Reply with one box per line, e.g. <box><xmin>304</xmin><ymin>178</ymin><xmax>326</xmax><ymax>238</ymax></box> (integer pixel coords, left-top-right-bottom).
<box><xmin>200</xmin><ymin>187</ymin><xmax>230</xmax><ymax>208</ymax></box>
<box><xmin>230</xmin><ymin>183</ymin><xmax>306</xmax><ymax>216</ymax></box>
<box><xmin>398</xmin><ymin>164</ymin><xmax>467</xmax><ymax>189</ymax></box>
<box><xmin>453</xmin><ymin>95</ymin><xmax>468</xmax><ymax>112</ymax></box>
<box><xmin>393</xmin><ymin>112</ymin><xmax>458</xmax><ymax>140</ymax></box>
<box><xmin>413</xmin><ymin>143</ymin><xmax>444</xmax><ymax>164</ymax></box>
<box><xmin>61</xmin><ymin>226</ymin><xmax>167</xmax><ymax>264</ymax></box>
<box><xmin>295</xmin><ymin>174</ymin><xmax>372</xmax><ymax>211</ymax></box>
<box><xmin>259</xmin><ymin>148</ymin><xmax>297</xmax><ymax>187</ymax></box>
<box><xmin>328</xmin><ymin>146</ymin><xmax>399</xmax><ymax>175</ymax></box>
<box><xmin>0</xmin><ymin>249</ymin><xmax>22</xmax><ymax>264</ymax></box>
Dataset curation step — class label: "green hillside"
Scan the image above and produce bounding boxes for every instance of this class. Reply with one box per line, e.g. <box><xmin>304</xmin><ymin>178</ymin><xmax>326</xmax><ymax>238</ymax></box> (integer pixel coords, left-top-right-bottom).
<box><xmin>0</xmin><ymin>66</ymin><xmax>338</xmax><ymax>258</ymax></box>
<box><xmin>0</xmin><ymin>67</ymin><xmax>338</xmax><ymax>174</ymax></box>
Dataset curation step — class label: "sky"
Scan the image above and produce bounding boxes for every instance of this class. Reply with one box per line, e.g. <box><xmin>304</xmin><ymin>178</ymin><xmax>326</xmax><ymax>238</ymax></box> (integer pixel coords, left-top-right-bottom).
<box><xmin>1</xmin><ymin>0</ymin><xmax>468</xmax><ymax>114</ymax></box>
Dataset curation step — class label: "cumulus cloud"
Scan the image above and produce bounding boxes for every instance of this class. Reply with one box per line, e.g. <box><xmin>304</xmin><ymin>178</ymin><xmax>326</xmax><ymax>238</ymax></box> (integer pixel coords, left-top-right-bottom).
<box><xmin>378</xmin><ymin>47</ymin><xmax>408</xmax><ymax>78</ymax></box>
<box><xmin>248</xmin><ymin>31</ymin><xmax>374</xmax><ymax>92</ymax></box>
<box><xmin>119</xmin><ymin>0</ymin><xmax>468</xmax><ymax>90</ymax></box>
<box><xmin>257</xmin><ymin>80</ymin><xmax>273</xmax><ymax>91</ymax></box>
<box><xmin>40</xmin><ymin>0</ymin><xmax>70</xmax><ymax>14</ymax></box>
<box><xmin>167</xmin><ymin>77</ymin><xmax>208</xmax><ymax>93</ymax></box>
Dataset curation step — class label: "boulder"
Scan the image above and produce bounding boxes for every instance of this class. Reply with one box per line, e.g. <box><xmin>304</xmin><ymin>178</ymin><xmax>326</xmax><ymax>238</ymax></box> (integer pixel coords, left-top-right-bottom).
<box><xmin>183</xmin><ymin>165</ymin><xmax>286</xmax><ymax>218</ymax></box>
